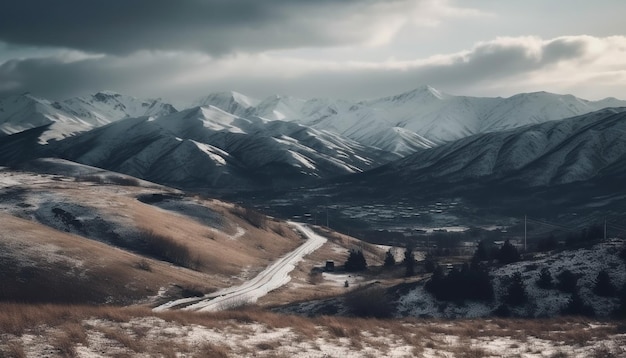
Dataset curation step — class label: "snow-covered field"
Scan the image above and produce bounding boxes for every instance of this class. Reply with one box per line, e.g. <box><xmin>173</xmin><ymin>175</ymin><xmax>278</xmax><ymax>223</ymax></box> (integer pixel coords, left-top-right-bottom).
<box><xmin>1</xmin><ymin>305</ymin><xmax>624</xmax><ymax>358</ymax></box>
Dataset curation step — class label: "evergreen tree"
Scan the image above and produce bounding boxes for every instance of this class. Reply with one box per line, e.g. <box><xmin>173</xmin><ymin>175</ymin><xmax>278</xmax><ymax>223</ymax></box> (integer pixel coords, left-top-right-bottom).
<box><xmin>344</xmin><ymin>248</ymin><xmax>367</xmax><ymax>272</ymax></box>
<box><xmin>497</xmin><ymin>240</ymin><xmax>520</xmax><ymax>264</ymax></box>
<box><xmin>424</xmin><ymin>252</ymin><xmax>436</xmax><ymax>273</ymax></box>
<box><xmin>562</xmin><ymin>290</ymin><xmax>594</xmax><ymax>317</ymax></box>
<box><xmin>384</xmin><ymin>248</ymin><xmax>396</xmax><ymax>267</ymax></box>
<box><xmin>404</xmin><ymin>245</ymin><xmax>415</xmax><ymax>277</ymax></box>
<box><xmin>504</xmin><ymin>272</ymin><xmax>527</xmax><ymax>306</ymax></box>
<box><xmin>556</xmin><ymin>270</ymin><xmax>579</xmax><ymax>293</ymax></box>
<box><xmin>472</xmin><ymin>239</ymin><xmax>492</xmax><ymax>262</ymax></box>
<box><xmin>536</xmin><ymin>267</ymin><xmax>553</xmax><ymax>289</ymax></box>
<box><xmin>593</xmin><ymin>269</ymin><xmax>616</xmax><ymax>297</ymax></box>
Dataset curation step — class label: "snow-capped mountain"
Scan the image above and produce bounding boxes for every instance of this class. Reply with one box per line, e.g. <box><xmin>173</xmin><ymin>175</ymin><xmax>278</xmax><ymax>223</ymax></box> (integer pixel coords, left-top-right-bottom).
<box><xmin>38</xmin><ymin>105</ymin><xmax>395</xmax><ymax>189</ymax></box>
<box><xmin>194</xmin><ymin>86</ymin><xmax>626</xmax><ymax>156</ymax></box>
<box><xmin>353</xmin><ymin>107</ymin><xmax>626</xmax><ymax>188</ymax></box>
<box><xmin>0</xmin><ymin>93</ymin><xmax>84</xmax><ymax>141</ymax></box>
<box><xmin>192</xmin><ymin>91</ymin><xmax>259</xmax><ymax>117</ymax></box>
<box><xmin>58</xmin><ymin>91</ymin><xmax>177</xmax><ymax>125</ymax></box>
<box><xmin>0</xmin><ymin>91</ymin><xmax>176</xmax><ymax>143</ymax></box>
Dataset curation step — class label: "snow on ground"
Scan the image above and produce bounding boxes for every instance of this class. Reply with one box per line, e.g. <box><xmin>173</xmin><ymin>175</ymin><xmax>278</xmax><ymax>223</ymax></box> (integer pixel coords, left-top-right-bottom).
<box><xmin>3</xmin><ymin>313</ymin><xmax>624</xmax><ymax>358</ymax></box>
<box><xmin>155</xmin><ymin>222</ymin><xmax>326</xmax><ymax>312</ymax></box>
<box><xmin>398</xmin><ymin>239</ymin><xmax>626</xmax><ymax>318</ymax></box>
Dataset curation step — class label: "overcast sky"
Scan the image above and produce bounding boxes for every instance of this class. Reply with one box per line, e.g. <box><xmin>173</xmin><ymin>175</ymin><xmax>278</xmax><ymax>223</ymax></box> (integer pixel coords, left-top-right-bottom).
<box><xmin>1</xmin><ymin>0</ymin><xmax>625</xmax><ymax>103</ymax></box>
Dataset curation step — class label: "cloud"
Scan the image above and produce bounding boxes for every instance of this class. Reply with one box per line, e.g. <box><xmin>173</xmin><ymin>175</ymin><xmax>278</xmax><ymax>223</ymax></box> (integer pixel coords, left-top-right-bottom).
<box><xmin>0</xmin><ymin>0</ymin><xmax>484</xmax><ymax>55</ymax></box>
<box><xmin>1</xmin><ymin>35</ymin><xmax>625</xmax><ymax>101</ymax></box>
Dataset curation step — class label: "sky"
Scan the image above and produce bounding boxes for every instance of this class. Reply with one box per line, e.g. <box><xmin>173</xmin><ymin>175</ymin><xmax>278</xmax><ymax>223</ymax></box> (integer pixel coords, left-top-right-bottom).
<box><xmin>0</xmin><ymin>0</ymin><xmax>625</xmax><ymax>103</ymax></box>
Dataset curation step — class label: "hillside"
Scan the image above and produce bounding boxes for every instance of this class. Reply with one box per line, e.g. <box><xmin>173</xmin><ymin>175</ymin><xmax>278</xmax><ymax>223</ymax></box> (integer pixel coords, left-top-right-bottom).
<box><xmin>0</xmin><ymin>159</ymin><xmax>306</xmax><ymax>305</ymax></box>
<box><xmin>0</xmin><ymin>105</ymin><xmax>396</xmax><ymax>191</ymax></box>
<box><xmin>0</xmin><ymin>91</ymin><xmax>176</xmax><ymax>143</ymax></box>
<box><xmin>197</xmin><ymin>86</ymin><xmax>626</xmax><ymax>155</ymax></box>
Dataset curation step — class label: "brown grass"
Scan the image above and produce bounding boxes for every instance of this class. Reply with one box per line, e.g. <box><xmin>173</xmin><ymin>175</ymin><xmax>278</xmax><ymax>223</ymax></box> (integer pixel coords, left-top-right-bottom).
<box><xmin>193</xmin><ymin>343</ymin><xmax>230</xmax><ymax>358</ymax></box>
<box><xmin>1</xmin><ymin>341</ymin><xmax>26</xmax><ymax>358</ymax></box>
<box><xmin>98</xmin><ymin>326</ymin><xmax>145</xmax><ymax>352</ymax></box>
<box><xmin>1</xmin><ymin>303</ymin><xmax>625</xmax><ymax>358</ymax></box>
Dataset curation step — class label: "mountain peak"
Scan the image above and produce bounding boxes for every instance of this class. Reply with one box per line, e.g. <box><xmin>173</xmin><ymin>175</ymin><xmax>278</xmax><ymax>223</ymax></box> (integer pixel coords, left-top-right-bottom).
<box><xmin>93</xmin><ymin>90</ymin><xmax>124</xmax><ymax>102</ymax></box>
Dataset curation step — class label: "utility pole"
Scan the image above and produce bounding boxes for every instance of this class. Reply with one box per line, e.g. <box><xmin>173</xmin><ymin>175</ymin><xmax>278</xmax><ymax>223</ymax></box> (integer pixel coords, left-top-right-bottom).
<box><xmin>524</xmin><ymin>215</ymin><xmax>526</xmax><ymax>251</ymax></box>
<box><xmin>326</xmin><ymin>206</ymin><xmax>329</xmax><ymax>228</ymax></box>
<box><xmin>604</xmin><ymin>218</ymin><xmax>607</xmax><ymax>240</ymax></box>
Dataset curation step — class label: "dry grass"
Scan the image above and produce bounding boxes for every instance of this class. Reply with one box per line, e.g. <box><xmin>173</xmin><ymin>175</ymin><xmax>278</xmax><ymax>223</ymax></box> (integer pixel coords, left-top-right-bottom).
<box><xmin>98</xmin><ymin>326</ymin><xmax>145</xmax><ymax>352</ymax></box>
<box><xmin>0</xmin><ymin>303</ymin><xmax>624</xmax><ymax>358</ymax></box>
<box><xmin>193</xmin><ymin>343</ymin><xmax>230</xmax><ymax>358</ymax></box>
<box><xmin>1</xmin><ymin>341</ymin><xmax>26</xmax><ymax>358</ymax></box>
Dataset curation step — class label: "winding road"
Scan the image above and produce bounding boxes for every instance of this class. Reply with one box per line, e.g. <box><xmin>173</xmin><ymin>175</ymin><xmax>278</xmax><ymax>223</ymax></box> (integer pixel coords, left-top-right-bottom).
<box><xmin>154</xmin><ymin>222</ymin><xmax>327</xmax><ymax>312</ymax></box>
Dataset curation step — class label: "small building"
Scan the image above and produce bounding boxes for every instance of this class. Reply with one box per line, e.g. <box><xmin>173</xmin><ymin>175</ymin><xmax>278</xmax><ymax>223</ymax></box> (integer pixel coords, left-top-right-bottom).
<box><xmin>325</xmin><ymin>261</ymin><xmax>335</xmax><ymax>272</ymax></box>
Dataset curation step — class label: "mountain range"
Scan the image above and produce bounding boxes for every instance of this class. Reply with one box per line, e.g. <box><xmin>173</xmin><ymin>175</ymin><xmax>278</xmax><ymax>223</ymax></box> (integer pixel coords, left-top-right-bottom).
<box><xmin>0</xmin><ymin>86</ymin><xmax>624</xmax><ymax>204</ymax></box>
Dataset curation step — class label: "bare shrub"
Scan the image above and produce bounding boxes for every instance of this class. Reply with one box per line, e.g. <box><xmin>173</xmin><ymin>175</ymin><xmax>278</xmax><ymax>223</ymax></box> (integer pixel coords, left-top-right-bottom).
<box><xmin>106</xmin><ymin>175</ymin><xmax>141</xmax><ymax>186</ymax></box>
<box><xmin>99</xmin><ymin>327</ymin><xmax>145</xmax><ymax>352</ymax></box>
<box><xmin>52</xmin><ymin>332</ymin><xmax>77</xmax><ymax>358</ymax></box>
<box><xmin>308</xmin><ymin>271</ymin><xmax>323</xmax><ymax>285</ymax></box>
<box><xmin>2</xmin><ymin>341</ymin><xmax>26</xmax><ymax>358</ymax></box>
<box><xmin>344</xmin><ymin>287</ymin><xmax>394</xmax><ymax>318</ymax></box>
<box><xmin>134</xmin><ymin>259</ymin><xmax>152</xmax><ymax>271</ymax></box>
<box><xmin>256</xmin><ymin>340</ymin><xmax>281</xmax><ymax>351</ymax></box>
<box><xmin>75</xmin><ymin>175</ymin><xmax>105</xmax><ymax>184</ymax></box>
<box><xmin>234</xmin><ymin>206</ymin><xmax>267</xmax><ymax>229</ymax></box>
<box><xmin>135</xmin><ymin>230</ymin><xmax>198</xmax><ymax>269</ymax></box>
<box><xmin>193</xmin><ymin>343</ymin><xmax>230</xmax><ymax>358</ymax></box>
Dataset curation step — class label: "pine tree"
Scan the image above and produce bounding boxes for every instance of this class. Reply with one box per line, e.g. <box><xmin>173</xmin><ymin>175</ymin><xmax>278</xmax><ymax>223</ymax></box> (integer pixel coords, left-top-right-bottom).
<box><xmin>593</xmin><ymin>270</ymin><xmax>616</xmax><ymax>297</ymax></box>
<box><xmin>344</xmin><ymin>248</ymin><xmax>367</xmax><ymax>272</ymax></box>
<box><xmin>536</xmin><ymin>267</ymin><xmax>553</xmax><ymax>289</ymax></box>
<box><xmin>498</xmin><ymin>240</ymin><xmax>520</xmax><ymax>264</ymax></box>
<box><xmin>384</xmin><ymin>249</ymin><xmax>396</xmax><ymax>267</ymax></box>
<box><xmin>504</xmin><ymin>272</ymin><xmax>527</xmax><ymax>306</ymax></box>
<box><xmin>404</xmin><ymin>246</ymin><xmax>415</xmax><ymax>277</ymax></box>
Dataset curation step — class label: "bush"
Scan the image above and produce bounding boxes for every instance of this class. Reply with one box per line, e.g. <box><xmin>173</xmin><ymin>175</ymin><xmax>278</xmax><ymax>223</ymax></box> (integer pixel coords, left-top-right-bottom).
<box><xmin>562</xmin><ymin>291</ymin><xmax>594</xmax><ymax>317</ymax></box>
<box><xmin>404</xmin><ymin>246</ymin><xmax>415</xmax><ymax>277</ymax></box>
<box><xmin>384</xmin><ymin>249</ymin><xmax>396</xmax><ymax>267</ymax></box>
<box><xmin>593</xmin><ymin>270</ymin><xmax>616</xmax><ymax>297</ymax></box>
<box><xmin>503</xmin><ymin>272</ymin><xmax>527</xmax><ymax>306</ymax></box>
<box><xmin>425</xmin><ymin>265</ymin><xmax>493</xmax><ymax>302</ymax></box>
<box><xmin>556</xmin><ymin>270</ymin><xmax>579</xmax><ymax>294</ymax></box>
<box><xmin>344</xmin><ymin>287</ymin><xmax>393</xmax><ymax>318</ymax></box>
<box><xmin>536</xmin><ymin>267</ymin><xmax>553</xmax><ymax>289</ymax></box>
<box><xmin>106</xmin><ymin>175</ymin><xmax>140</xmax><ymax>186</ymax></box>
<box><xmin>236</xmin><ymin>207</ymin><xmax>267</xmax><ymax>229</ymax></box>
<box><xmin>136</xmin><ymin>230</ymin><xmax>198</xmax><ymax>269</ymax></box>
<box><xmin>497</xmin><ymin>240</ymin><xmax>520</xmax><ymax>264</ymax></box>
<box><xmin>344</xmin><ymin>249</ymin><xmax>367</xmax><ymax>272</ymax></box>
<box><xmin>424</xmin><ymin>253</ymin><xmax>437</xmax><ymax>273</ymax></box>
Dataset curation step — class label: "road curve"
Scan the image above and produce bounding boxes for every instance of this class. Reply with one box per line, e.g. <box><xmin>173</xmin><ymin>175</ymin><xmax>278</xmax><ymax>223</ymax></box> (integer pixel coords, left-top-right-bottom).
<box><xmin>154</xmin><ymin>222</ymin><xmax>327</xmax><ymax>312</ymax></box>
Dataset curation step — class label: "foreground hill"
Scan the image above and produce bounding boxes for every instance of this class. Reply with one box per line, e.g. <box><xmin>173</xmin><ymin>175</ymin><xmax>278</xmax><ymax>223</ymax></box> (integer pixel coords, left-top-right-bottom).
<box><xmin>0</xmin><ymin>159</ymin><xmax>305</xmax><ymax>305</ymax></box>
<box><xmin>1</xmin><ymin>305</ymin><xmax>623</xmax><ymax>357</ymax></box>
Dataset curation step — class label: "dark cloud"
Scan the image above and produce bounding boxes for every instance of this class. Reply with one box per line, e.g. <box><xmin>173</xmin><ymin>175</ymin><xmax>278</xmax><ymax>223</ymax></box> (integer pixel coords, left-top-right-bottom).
<box><xmin>0</xmin><ymin>36</ymin><xmax>623</xmax><ymax>102</ymax></box>
<box><xmin>0</xmin><ymin>0</ymin><xmax>410</xmax><ymax>55</ymax></box>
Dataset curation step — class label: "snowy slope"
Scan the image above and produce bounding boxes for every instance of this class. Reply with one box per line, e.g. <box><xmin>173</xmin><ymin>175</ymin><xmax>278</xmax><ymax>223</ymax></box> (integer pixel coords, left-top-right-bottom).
<box><xmin>356</xmin><ymin>107</ymin><xmax>626</xmax><ymax>188</ymax></box>
<box><xmin>59</xmin><ymin>91</ymin><xmax>177</xmax><ymax>125</ymax></box>
<box><xmin>397</xmin><ymin>239</ymin><xmax>626</xmax><ymax>318</ymax></box>
<box><xmin>0</xmin><ymin>93</ymin><xmax>90</xmax><ymax>141</ymax></box>
<box><xmin>38</xmin><ymin>105</ymin><xmax>394</xmax><ymax>189</ymax></box>
<box><xmin>0</xmin><ymin>91</ymin><xmax>176</xmax><ymax>143</ymax></box>
<box><xmin>194</xmin><ymin>86</ymin><xmax>626</xmax><ymax>156</ymax></box>
<box><xmin>192</xmin><ymin>91</ymin><xmax>259</xmax><ymax>117</ymax></box>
